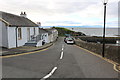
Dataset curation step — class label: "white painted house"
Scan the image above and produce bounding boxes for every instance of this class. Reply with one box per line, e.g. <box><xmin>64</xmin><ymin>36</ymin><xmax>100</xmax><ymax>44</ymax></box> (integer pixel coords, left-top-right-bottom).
<box><xmin>45</xmin><ymin>28</ymin><xmax>58</xmax><ymax>42</ymax></box>
<box><xmin>0</xmin><ymin>11</ymin><xmax>42</xmax><ymax>48</ymax></box>
<box><xmin>39</xmin><ymin>28</ymin><xmax>49</xmax><ymax>44</ymax></box>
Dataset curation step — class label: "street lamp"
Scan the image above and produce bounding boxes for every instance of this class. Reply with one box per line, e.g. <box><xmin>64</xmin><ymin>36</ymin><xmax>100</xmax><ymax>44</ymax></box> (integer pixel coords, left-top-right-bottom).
<box><xmin>102</xmin><ymin>0</ymin><xmax>108</xmax><ymax>57</ymax></box>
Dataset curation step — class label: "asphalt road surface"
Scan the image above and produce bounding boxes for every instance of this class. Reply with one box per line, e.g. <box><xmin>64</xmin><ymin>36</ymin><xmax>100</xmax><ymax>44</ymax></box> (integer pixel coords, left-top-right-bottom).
<box><xmin>2</xmin><ymin>37</ymin><xmax>119</xmax><ymax>79</ymax></box>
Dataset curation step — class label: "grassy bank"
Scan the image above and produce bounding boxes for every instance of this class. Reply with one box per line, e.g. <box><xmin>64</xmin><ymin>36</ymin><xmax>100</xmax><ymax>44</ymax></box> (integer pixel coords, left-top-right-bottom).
<box><xmin>53</xmin><ymin>27</ymin><xmax>86</xmax><ymax>36</ymax></box>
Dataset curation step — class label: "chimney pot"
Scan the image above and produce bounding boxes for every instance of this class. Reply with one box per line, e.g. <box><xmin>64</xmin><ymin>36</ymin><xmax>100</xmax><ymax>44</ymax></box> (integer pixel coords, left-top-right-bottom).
<box><xmin>20</xmin><ymin>12</ymin><xmax>23</xmax><ymax>15</ymax></box>
<box><xmin>20</xmin><ymin>11</ymin><xmax>27</xmax><ymax>18</ymax></box>
<box><xmin>24</xmin><ymin>12</ymin><xmax>26</xmax><ymax>15</ymax></box>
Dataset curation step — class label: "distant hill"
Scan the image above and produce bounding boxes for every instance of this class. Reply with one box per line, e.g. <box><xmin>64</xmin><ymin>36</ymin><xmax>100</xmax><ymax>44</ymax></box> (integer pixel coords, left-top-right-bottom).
<box><xmin>53</xmin><ymin>27</ymin><xmax>86</xmax><ymax>36</ymax></box>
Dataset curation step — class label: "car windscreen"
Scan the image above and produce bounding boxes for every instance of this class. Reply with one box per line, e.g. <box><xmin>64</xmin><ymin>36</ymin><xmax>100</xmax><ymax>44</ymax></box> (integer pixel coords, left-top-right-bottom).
<box><xmin>67</xmin><ymin>38</ymin><xmax>73</xmax><ymax>41</ymax></box>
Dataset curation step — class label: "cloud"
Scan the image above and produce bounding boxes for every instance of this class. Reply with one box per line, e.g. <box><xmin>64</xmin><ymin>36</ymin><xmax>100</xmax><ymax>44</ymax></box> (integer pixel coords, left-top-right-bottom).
<box><xmin>0</xmin><ymin>0</ymin><xmax>118</xmax><ymax>27</ymax></box>
<box><xmin>107</xmin><ymin>1</ymin><xmax>118</xmax><ymax>18</ymax></box>
<box><xmin>46</xmin><ymin>21</ymin><xmax>81</xmax><ymax>24</ymax></box>
<box><xmin>0</xmin><ymin>0</ymin><xmax>99</xmax><ymax>14</ymax></box>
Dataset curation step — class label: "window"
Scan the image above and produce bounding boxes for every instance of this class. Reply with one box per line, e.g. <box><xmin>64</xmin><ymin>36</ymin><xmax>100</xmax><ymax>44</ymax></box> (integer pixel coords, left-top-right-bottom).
<box><xmin>18</xmin><ymin>28</ymin><xmax>22</xmax><ymax>40</ymax></box>
<box><xmin>45</xmin><ymin>35</ymin><xmax>47</xmax><ymax>37</ymax></box>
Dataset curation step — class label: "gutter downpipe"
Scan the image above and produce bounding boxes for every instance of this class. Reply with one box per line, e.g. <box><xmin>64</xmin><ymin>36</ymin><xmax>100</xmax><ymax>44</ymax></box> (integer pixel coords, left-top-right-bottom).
<box><xmin>16</xmin><ymin>26</ymin><xmax>18</xmax><ymax>47</ymax></box>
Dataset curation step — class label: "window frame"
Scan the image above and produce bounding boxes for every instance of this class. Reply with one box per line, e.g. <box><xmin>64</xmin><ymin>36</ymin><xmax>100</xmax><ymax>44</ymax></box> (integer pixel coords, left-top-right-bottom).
<box><xmin>18</xmin><ymin>28</ymin><xmax>22</xmax><ymax>40</ymax></box>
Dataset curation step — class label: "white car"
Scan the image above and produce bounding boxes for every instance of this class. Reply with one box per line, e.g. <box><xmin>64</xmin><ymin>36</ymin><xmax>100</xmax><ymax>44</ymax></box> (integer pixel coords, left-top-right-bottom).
<box><xmin>64</xmin><ymin>37</ymin><xmax>75</xmax><ymax>44</ymax></box>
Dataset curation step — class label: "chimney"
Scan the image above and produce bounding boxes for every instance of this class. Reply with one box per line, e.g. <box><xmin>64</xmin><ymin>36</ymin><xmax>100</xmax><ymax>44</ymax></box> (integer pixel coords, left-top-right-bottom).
<box><xmin>20</xmin><ymin>12</ymin><xmax>27</xmax><ymax>18</ymax></box>
<box><xmin>37</xmin><ymin>22</ymin><xmax>41</xmax><ymax>27</ymax></box>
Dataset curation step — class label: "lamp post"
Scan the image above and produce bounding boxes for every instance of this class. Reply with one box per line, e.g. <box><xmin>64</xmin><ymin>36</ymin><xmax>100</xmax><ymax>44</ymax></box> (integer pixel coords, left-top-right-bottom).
<box><xmin>102</xmin><ymin>0</ymin><xmax>108</xmax><ymax>57</ymax></box>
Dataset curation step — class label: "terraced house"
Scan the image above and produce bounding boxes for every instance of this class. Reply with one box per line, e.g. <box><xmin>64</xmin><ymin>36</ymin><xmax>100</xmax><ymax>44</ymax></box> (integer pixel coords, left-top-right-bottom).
<box><xmin>45</xmin><ymin>28</ymin><xmax>58</xmax><ymax>43</ymax></box>
<box><xmin>0</xmin><ymin>11</ymin><xmax>41</xmax><ymax>48</ymax></box>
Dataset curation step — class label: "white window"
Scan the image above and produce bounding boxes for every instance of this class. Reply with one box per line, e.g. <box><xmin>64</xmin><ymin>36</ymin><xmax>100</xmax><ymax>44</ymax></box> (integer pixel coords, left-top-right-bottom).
<box><xmin>18</xmin><ymin>28</ymin><xmax>22</xmax><ymax>40</ymax></box>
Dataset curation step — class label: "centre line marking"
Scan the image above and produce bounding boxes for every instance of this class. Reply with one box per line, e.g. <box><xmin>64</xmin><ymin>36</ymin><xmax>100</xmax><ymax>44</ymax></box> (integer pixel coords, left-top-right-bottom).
<box><xmin>62</xmin><ymin>48</ymin><xmax>64</xmax><ymax>51</ymax></box>
<box><xmin>60</xmin><ymin>51</ymin><xmax>64</xmax><ymax>59</ymax></box>
<box><xmin>41</xmin><ymin>67</ymin><xmax>57</xmax><ymax>80</ymax></box>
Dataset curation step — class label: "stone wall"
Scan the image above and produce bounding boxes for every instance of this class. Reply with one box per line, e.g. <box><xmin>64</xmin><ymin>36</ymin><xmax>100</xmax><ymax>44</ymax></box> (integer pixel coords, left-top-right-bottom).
<box><xmin>75</xmin><ymin>39</ymin><xmax>119</xmax><ymax>64</ymax></box>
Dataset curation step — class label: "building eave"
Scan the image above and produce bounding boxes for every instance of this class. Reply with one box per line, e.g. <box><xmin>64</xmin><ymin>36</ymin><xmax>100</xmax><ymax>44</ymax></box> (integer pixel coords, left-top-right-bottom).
<box><xmin>0</xmin><ymin>18</ymin><xmax>10</xmax><ymax>26</ymax></box>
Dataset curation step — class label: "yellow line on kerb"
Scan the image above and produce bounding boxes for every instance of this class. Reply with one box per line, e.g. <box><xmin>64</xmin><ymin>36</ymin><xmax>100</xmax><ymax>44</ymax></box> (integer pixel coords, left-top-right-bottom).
<box><xmin>0</xmin><ymin>48</ymin><xmax>48</xmax><ymax>58</ymax></box>
<box><xmin>75</xmin><ymin>45</ymin><xmax>120</xmax><ymax>73</ymax></box>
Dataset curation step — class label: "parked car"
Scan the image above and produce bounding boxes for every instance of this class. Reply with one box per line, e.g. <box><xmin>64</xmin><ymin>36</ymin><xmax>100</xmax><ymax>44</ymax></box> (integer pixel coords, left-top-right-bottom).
<box><xmin>64</xmin><ymin>37</ymin><xmax>75</xmax><ymax>44</ymax></box>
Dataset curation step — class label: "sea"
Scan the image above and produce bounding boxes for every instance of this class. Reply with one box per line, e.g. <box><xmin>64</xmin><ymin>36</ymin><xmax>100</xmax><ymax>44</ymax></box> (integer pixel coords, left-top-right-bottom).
<box><xmin>66</xmin><ymin>27</ymin><xmax>119</xmax><ymax>37</ymax></box>
<box><xmin>42</xmin><ymin>26</ymin><xmax>119</xmax><ymax>37</ymax></box>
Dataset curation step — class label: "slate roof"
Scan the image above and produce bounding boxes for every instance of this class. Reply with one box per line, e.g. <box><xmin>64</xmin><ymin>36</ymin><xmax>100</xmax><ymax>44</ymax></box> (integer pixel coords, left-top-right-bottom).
<box><xmin>44</xmin><ymin>29</ymin><xmax>53</xmax><ymax>35</ymax></box>
<box><xmin>0</xmin><ymin>11</ymin><xmax>38</xmax><ymax>27</ymax></box>
<box><xmin>39</xmin><ymin>28</ymin><xmax>48</xmax><ymax>34</ymax></box>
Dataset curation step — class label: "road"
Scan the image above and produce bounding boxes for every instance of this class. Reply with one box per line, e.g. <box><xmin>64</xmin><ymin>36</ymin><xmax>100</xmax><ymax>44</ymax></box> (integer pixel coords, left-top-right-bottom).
<box><xmin>2</xmin><ymin>37</ymin><xmax>119</xmax><ymax>79</ymax></box>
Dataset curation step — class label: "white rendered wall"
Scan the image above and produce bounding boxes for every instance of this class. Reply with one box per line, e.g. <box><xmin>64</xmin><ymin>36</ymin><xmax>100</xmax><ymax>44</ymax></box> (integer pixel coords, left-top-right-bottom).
<box><xmin>30</xmin><ymin>27</ymin><xmax>34</xmax><ymax>36</ymax></box>
<box><xmin>48</xmin><ymin>34</ymin><xmax>53</xmax><ymax>43</ymax></box>
<box><xmin>44</xmin><ymin>33</ymin><xmax>49</xmax><ymax>43</ymax></box>
<box><xmin>17</xmin><ymin>27</ymin><xmax>27</xmax><ymax>47</ymax></box>
<box><xmin>36</xmin><ymin>40</ymin><xmax>42</xmax><ymax>47</ymax></box>
<box><xmin>52</xmin><ymin>30</ymin><xmax>58</xmax><ymax>42</ymax></box>
<box><xmin>51</xmin><ymin>34</ymin><xmax>54</xmax><ymax>42</ymax></box>
<box><xmin>46</xmin><ymin>33</ymin><xmax>50</xmax><ymax>43</ymax></box>
<box><xmin>0</xmin><ymin>22</ymin><xmax>8</xmax><ymax>48</ymax></box>
<box><xmin>0</xmin><ymin>21</ymin><xmax>2</xmax><ymax>47</ymax></box>
<box><xmin>7</xmin><ymin>27</ymin><xmax>39</xmax><ymax>48</ymax></box>
<box><xmin>35</xmin><ymin>27</ymin><xmax>39</xmax><ymax>36</ymax></box>
<box><xmin>8</xmin><ymin>27</ymin><xmax>28</xmax><ymax>48</ymax></box>
<box><xmin>7</xmin><ymin>27</ymin><xmax>16</xmax><ymax>48</ymax></box>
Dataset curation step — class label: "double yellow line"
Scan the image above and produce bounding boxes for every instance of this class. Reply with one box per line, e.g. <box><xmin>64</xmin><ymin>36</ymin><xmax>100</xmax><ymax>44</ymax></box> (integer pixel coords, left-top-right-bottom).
<box><xmin>0</xmin><ymin>48</ymin><xmax>48</xmax><ymax>58</ymax></box>
<box><xmin>75</xmin><ymin>45</ymin><xmax>120</xmax><ymax>73</ymax></box>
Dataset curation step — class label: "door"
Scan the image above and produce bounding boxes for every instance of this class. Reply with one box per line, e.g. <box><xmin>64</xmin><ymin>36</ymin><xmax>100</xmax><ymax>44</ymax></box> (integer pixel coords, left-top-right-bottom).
<box><xmin>27</xmin><ymin>28</ymin><xmax>30</xmax><ymax>41</ymax></box>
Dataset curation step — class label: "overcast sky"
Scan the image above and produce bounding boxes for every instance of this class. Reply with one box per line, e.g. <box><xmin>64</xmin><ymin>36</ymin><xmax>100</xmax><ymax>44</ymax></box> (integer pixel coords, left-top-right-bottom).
<box><xmin>0</xmin><ymin>0</ymin><xmax>119</xmax><ymax>27</ymax></box>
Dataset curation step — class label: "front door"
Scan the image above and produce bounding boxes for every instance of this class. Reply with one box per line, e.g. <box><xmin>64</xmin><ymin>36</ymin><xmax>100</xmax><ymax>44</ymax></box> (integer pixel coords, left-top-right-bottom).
<box><xmin>27</xmin><ymin>28</ymin><xmax>30</xmax><ymax>41</ymax></box>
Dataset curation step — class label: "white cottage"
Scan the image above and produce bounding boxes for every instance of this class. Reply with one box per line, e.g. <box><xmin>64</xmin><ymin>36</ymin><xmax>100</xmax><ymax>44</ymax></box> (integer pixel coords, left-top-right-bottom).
<box><xmin>45</xmin><ymin>28</ymin><xmax>58</xmax><ymax>42</ymax></box>
<box><xmin>39</xmin><ymin>28</ymin><xmax>49</xmax><ymax>44</ymax></box>
<box><xmin>0</xmin><ymin>11</ymin><xmax>42</xmax><ymax>48</ymax></box>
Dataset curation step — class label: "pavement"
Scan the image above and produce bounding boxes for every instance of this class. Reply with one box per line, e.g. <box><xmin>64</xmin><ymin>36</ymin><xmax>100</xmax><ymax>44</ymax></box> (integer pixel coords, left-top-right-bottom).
<box><xmin>2</xmin><ymin>37</ymin><xmax>120</xmax><ymax>79</ymax></box>
<box><xmin>1</xmin><ymin>43</ymin><xmax>53</xmax><ymax>56</ymax></box>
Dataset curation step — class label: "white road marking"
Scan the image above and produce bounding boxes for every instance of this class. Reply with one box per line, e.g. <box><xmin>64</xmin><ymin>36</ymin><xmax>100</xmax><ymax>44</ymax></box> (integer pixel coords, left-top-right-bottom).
<box><xmin>62</xmin><ymin>48</ymin><xmax>64</xmax><ymax>51</ymax></box>
<box><xmin>41</xmin><ymin>44</ymin><xmax>64</xmax><ymax>80</ymax></box>
<box><xmin>41</xmin><ymin>67</ymin><xmax>57</xmax><ymax>80</ymax></box>
<box><xmin>60</xmin><ymin>52</ymin><xmax>64</xmax><ymax>59</ymax></box>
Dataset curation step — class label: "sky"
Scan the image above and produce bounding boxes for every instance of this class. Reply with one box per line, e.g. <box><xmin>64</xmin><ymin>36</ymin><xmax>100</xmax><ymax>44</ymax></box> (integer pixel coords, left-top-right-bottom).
<box><xmin>0</xmin><ymin>0</ymin><xmax>119</xmax><ymax>28</ymax></box>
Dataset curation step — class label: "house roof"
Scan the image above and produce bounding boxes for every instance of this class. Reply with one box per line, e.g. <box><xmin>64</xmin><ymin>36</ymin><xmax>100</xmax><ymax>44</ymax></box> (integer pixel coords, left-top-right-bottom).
<box><xmin>0</xmin><ymin>11</ymin><xmax>38</xmax><ymax>27</ymax></box>
<box><xmin>45</xmin><ymin>28</ymin><xmax>58</xmax><ymax>34</ymax></box>
<box><xmin>47</xmin><ymin>28</ymin><xmax>57</xmax><ymax>31</ymax></box>
<box><xmin>44</xmin><ymin>29</ymin><xmax>53</xmax><ymax>35</ymax></box>
<box><xmin>39</xmin><ymin>28</ymin><xmax>48</xmax><ymax>34</ymax></box>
